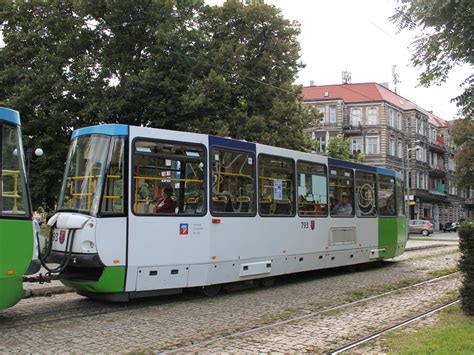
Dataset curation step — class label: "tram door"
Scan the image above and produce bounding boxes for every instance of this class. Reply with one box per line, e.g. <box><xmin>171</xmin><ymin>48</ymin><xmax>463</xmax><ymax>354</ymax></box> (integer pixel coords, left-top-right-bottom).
<box><xmin>126</xmin><ymin>130</ymin><xmax>209</xmax><ymax>292</ymax></box>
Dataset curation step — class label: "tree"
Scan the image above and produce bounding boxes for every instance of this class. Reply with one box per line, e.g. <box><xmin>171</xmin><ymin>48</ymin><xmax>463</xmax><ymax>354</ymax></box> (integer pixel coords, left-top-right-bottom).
<box><xmin>451</xmin><ymin>119</ymin><xmax>474</xmax><ymax>188</ymax></box>
<box><xmin>390</xmin><ymin>0</ymin><xmax>473</xmax><ymax>118</ymax></box>
<box><xmin>180</xmin><ymin>1</ymin><xmax>314</xmax><ymax>150</ymax></box>
<box><xmin>0</xmin><ymin>0</ymin><xmax>314</xmax><ymax>209</ymax></box>
<box><xmin>326</xmin><ymin>134</ymin><xmax>364</xmax><ymax>162</ymax></box>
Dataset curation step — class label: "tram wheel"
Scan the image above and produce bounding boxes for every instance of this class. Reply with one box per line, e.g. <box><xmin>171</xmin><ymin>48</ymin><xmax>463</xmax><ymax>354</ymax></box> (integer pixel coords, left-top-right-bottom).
<box><xmin>200</xmin><ymin>285</ymin><xmax>221</xmax><ymax>297</ymax></box>
<box><xmin>259</xmin><ymin>277</ymin><xmax>276</xmax><ymax>288</ymax></box>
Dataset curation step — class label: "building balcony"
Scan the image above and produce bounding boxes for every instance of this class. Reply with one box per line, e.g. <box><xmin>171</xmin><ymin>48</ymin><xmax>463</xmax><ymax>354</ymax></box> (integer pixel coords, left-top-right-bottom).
<box><xmin>428</xmin><ymin>140</ymin><xmax>446</xmax><ymax>153</ymax></box>
<box><xmin>428</xmin><ymin>166</ymin><xmax>446</xmax><ymax>178</ymax></box>
<box><xmin>462</xmin><ymin>197</ymin><xmax>474</xmax><ymax>206</ymax></box>
<box><xmin>429</xmin><ymin>189</ymin><xmax>447</xmax><ymax>197</ymax></box>
<box><xmin>342</xmin><ymin>123</ymin><xmax>363</xmax><ymax>134</ymax></box>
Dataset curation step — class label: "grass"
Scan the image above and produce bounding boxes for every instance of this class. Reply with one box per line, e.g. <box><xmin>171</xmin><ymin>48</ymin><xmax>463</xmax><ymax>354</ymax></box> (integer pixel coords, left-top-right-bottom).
<box><xmin>379</xmin><ymin>304</ymin><xmax>474</xmax><ymax>354</ymax></box>
<box><xmin>428</xmin><ymin>266</ymin><xmax>459</xmax><ymax>278</ymax></box>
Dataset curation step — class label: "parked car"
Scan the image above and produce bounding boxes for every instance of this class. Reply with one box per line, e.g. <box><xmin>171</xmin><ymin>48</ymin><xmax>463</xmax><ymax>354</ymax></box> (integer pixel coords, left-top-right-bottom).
<box><xmin>409</xmin><ymin>219</ymin><xmax>434</xmax><ymax>236</ymax></box>
<box><xmin>443</xmin><ymin>221</ymin><xmax>459</xmax><ymax>232</ymax></box>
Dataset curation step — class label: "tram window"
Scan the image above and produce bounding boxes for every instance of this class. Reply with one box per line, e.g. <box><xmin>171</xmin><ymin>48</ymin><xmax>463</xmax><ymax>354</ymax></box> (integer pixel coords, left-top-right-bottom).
<box><xmin>258</xmin><ymin>155</ymin><xmax>295</xmax><ymax>216</ymax></box>
<box><xmin>211</xmin><ymin>148</ymin><xmax>255</xmax><ymax>215</ymax></box>
<box><xmin>396</xmin><ymin>178</ymin><xmax>405</xmax><ymax>216</ymax></box>
<box><xmin>355</xmin><ymin>171</ymin><xmax>377</xmax><ymax>217</ymax></box>
<box><xmin>378</xmin><ymin>175</ymin><xmax>396</xmax><ymax>216</ymax></box>
<box><xmin>0</xmin><ymin>124</ymin><xmax>30</xmax><ymax>217</ymax></box>
<box><xmin>132</xmin><ymin>140</ymin><xmax>205</xmax><ymax>216</ymax></box>
<box><xmin>297</xmin><ymin>161</ymin><xmax>327</xmax><ymax>217</ymax></box>
<box><xmin>100</xmin><ymin>137</ymin><xmax>125</xmax><ymax>214</ymax></box>
<box><xmin>329</xmin><ymin>167</ymin><xmax>354</xmax><ymax>217</ymax></box>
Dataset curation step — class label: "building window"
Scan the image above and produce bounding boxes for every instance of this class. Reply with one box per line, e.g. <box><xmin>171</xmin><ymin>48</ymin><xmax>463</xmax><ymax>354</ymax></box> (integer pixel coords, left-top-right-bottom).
<box><xmin>350</xmin><ymin>108</ymin><xmax>361</xmax><ymax>126</ymax></box>
<box><xmin>328</xmin><ymin>106</ymin><xmax>336</xmax><ymax>123</ymax></box>
<box><xmin>388</xmin><ymin>137</ymin><xmax>395</xmax><ymax>156</ymax></box>
<box><xmin>314</xmin><ymin>135</ymin><xmax>326</xmax><ymax>153</ymax></box>
<box><xmin>398</xmin><ymin>140</ymin><xmax>403</xmax><ymax>158</ymax></box>
<box><xmin>367</xmin><ymin>107</ymin><xmax>378</xmax><ymax>125</ymax></box>
<box><xmin>318</xmin><ymin>106</ymin><xmax>326</xmax><ymax>122</ymax></box>
<box><xmin>389</xmin><ymin>109</ymin><xmax>394</xmax><ymax>127</ymax></box>
<box><xmin>351</xmin><ymin>137</ymin><xmax>363</xmax><ymax>155</ymax></box>
<box><xmin>366</xmin><ymin>136</ymin><xmax>379</xmax><ymax>155</ymax></box>
<box><xmin>397</xmin><ymin>112</ymin><xmax>402</xmax><ymax>130</ymax></box>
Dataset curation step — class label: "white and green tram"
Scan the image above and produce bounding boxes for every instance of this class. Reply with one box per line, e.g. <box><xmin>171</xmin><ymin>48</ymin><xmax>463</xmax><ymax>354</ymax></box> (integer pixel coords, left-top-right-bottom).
<box><xmin>48</xmin><ymin>124</ymin><xmax>407</xmax><ymax>301</ymax></box>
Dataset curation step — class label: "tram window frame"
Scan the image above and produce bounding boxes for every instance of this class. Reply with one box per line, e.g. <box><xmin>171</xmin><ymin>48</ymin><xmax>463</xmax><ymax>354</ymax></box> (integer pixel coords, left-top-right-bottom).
<box><xmin>258</xmin><ymin>154</ymin><xmax>296</xmax><ymax>217</ymax></box>
<box><xmin>396</xmin><ymin>177</ymin><xmax>405</xmax><ymax>216</ymax></box>
<box><xmin>210</xmin><ymin>146</ymin><xmax>256</xmax><ymax>217</ymax></box>
<box><xmin>131</xmin><ymin>138</ymin><xmax>207</xmax><ymax>217</ymax></box>
<box><xmin>98</xmin><ymin>136</ymin><xmax>128</xmax><ymax>217</ymax></box>
<box><xmin>355</xmin><ymin>170</ymin><xmax>377</xmax><ymax>218</ymax></box>
<box><xmin>378</xmin><ymin>174</ymin><xmax>397</xmax><ymax>217</ymax></box>
<box><xmin>329</xmin><ymin>166</ymin><xmax>355</xmax><ymax>218</ymax></box>
<box><xmin>0</xmin><ymin>122</ymin><xmax>31</xmax><ymax>220</ymax></box>
<box><xmin>296</xmin><ymin>160</ymin><xmax>328</xmax><ymax>217</ymax></box>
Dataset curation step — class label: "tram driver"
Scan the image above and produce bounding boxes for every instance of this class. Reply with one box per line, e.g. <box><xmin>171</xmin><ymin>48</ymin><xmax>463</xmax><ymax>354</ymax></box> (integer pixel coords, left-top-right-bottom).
<box><xmin>155</xmin><ymin>186</ymin><xmax>177</xmax><ymax>214</ymax></box>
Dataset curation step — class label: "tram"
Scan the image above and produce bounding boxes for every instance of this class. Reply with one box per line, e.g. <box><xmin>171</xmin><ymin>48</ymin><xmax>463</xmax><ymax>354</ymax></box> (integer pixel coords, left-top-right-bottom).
<box><xmin>48</xmin><ymin>124</ymin><xmax>407</xmax><ymax>301</ymax></box>
<box><xmin>0</xmin><ymin>107</ymin><xmax>40</xmax><ymax>309</ymax></box>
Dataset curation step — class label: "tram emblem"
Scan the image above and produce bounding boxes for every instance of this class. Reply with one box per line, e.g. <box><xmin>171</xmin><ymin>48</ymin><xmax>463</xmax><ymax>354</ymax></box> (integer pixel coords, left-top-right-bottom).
<box><xmin>179</xmin><ymin>224</ymin><xmax>189</xmax><ymax>235</ymax></box>
<box><xmin>59</xmin><ymin>230</ymin><xmax>66</xmax><ymax>244</ymax></box>
<box><xmin>310</xmin><ymin>220</ymin><xmax>315</xmax><ymax>230</ymax></box>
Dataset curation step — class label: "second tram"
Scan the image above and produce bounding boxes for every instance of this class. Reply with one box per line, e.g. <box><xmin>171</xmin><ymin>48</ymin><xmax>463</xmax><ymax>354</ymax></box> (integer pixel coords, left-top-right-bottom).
<box><xmin>48</xmin><ymin>124</ymin><xmax>407</xmax><ymax>301</ymax></box>
<box><xmin>0</xmin><ymin>107</ymin><xmax>40</xmax><ymax>309</ymax></box>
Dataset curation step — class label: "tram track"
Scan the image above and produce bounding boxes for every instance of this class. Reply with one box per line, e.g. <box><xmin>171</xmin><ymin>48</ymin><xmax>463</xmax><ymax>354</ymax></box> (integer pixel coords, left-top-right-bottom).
<box><xmin>329</xmin><ymin>299</ymin><xmax>460</xmax><ymax>354</ymax></box>
<box><xmin>159</xmin><ymin>272</ymin><xmax>460</xmax><ymax>354</ymax></box>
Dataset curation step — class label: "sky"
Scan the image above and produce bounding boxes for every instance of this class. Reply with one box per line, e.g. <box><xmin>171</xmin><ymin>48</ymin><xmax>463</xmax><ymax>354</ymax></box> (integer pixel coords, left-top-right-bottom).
<box><xmin>1</xmin><ymin>1</ymin><xmax>471</xmax><ymax>120</ymax></box>
<box><xmin>206</xmin><ymin>0</ymin><xmax>472</xmax><ymax>120</ymax></box>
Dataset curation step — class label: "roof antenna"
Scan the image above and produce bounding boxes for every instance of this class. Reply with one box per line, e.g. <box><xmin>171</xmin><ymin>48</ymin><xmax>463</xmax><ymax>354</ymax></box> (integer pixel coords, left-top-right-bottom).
<box><xmin>392</xmin><ymin>65</ymin><xmax>401</xmax><ymax>93</ymax></box>
<box><xmin>341</xmin><ymin>69</ymin><xmax>351</xmax><ymax>84</ymax></box>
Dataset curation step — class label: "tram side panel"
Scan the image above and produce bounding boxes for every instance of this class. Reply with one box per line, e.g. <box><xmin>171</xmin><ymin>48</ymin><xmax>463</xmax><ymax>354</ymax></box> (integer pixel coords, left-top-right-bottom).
<box><xmin>0</xmin><ymin>219</ymin><xmax>33</xmax><ymax>309</ymax></box>
<box><xmin>126</xmin><ymin>215</ymin><xmax>211</xmax><ymax>292</ymax></box>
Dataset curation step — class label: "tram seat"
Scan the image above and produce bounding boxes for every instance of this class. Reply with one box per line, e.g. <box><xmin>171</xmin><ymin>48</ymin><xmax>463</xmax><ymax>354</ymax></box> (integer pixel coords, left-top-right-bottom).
<box><xmin>234</xmin><ymin>195</ymin><xmax>250</xmax><ymax>213</ymax></box>
<box><xmin>259</xmin><ymin>197</ymin><xmax>272</xmax><ymax>215</ymax></box>
<box><xmin>184</xmin><ymin>197</ymin><xmax>199</xmax><ymax>214</ymax></box>
<box><xmin>275</xmin><ymin>199</ymin><xmax>291</xmax><ymax>215</ymax></box>
<box><xmin>212</xmin><ymin>195</ymin><xmax>228</xmax><ymax>213</ymax></box>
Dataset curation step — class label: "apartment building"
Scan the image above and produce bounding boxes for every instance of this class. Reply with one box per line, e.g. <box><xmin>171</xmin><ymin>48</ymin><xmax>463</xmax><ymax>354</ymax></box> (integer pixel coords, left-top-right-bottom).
<box><xmin>303</xmin><ymin>82</ymin><xmax>464</xmax><ymax>229</ymax></box>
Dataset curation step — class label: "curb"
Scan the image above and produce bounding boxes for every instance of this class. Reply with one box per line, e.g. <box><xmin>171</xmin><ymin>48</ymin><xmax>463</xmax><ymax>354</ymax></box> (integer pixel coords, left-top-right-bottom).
<box><xmin>405</xmin><ymin>244</ymin><xmax>457</xmax><ymax>252</ymax></box>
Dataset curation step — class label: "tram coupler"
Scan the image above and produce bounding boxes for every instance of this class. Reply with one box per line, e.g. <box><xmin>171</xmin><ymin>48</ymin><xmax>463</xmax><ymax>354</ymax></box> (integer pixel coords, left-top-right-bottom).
<box><xmin>23</xmin><ymin>273</ymin><xmax>60</xmax><ymax>284</ymax></box>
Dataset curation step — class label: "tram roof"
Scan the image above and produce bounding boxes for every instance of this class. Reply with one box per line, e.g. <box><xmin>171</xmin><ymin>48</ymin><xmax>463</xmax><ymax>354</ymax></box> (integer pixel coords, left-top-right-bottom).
<box><xmin>72</xmin><ymin>124</ymin><xmax>129</xmax><ymax>139</ymax></box>
<box><xmin>0</xmin><ymin>107</ymin><xmax>20</xmax><ymax>126</ymax></box>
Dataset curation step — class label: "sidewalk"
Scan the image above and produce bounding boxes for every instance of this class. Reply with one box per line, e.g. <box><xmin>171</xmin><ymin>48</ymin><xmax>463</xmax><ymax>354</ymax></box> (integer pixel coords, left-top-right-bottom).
<box><xmin>23</xmin><ymin>238</ymin><xmax>458</xmax><ymax>298</ymax></box>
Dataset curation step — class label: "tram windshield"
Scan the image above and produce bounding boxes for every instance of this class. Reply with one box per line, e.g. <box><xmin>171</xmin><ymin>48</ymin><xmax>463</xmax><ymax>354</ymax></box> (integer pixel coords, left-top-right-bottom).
<box><xmin>0</xmin><ymin>123</ymin><xmax>30</xmax><ymax>217</ymax></box>
<box><xmin>58</xmin><ymin>134</ymin><xmax>125</xmax><ymax>216</ymax></box>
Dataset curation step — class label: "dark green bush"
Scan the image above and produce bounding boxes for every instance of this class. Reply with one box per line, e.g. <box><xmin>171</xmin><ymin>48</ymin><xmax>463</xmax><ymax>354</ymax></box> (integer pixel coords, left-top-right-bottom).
<box><xmin>459</xmin><ymin>222</ymin><xmax>474</xmax><ymax>316</ymax></box>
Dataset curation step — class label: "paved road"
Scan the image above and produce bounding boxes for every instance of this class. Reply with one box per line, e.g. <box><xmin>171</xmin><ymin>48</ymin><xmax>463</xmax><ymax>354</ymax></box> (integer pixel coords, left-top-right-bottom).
<box><xmin>1</xmin><ymin>243</ymin><xmax>459</xmax><ymax>353</ymax></box>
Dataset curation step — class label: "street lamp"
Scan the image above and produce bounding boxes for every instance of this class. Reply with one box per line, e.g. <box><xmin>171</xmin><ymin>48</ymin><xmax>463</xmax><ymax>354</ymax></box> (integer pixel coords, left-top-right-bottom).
<box><xmin>26</xmin><ymin>147</ymin><xmax>44</xmax><ymax>178</ymax></box>
<box><xmin>404</xmin><ymin>143</ymin><xmax>422</xmax><ymax>219</ymax></box>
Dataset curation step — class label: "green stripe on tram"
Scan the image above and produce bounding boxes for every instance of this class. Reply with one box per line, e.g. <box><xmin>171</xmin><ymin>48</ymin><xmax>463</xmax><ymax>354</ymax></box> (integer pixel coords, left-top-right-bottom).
<box><xmin>61</xmin><ymin>266</ymin><xmax>126</xmax><ymax>293</ymax></box>
<box><xmin>0</xmin><ymin>219</ymin><xmax>33</xmax><ymax>309</ymax></box>
<box><xmin>378</xmin><ymin>216</ymin><xmax>408</xmax><ymax>259</ymax></box>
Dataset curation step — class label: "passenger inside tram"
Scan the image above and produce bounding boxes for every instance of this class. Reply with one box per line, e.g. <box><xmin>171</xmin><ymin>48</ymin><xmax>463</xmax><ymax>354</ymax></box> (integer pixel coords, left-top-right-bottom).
<box><xmin>154</xmin><ymin>186</ymin><xmax>176</xmax><ymax>214</ymax></box>
<box><xmin>331</xmin><ymin>194</ymin><xmax>353</xmax><ymax>215</ymax></box>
